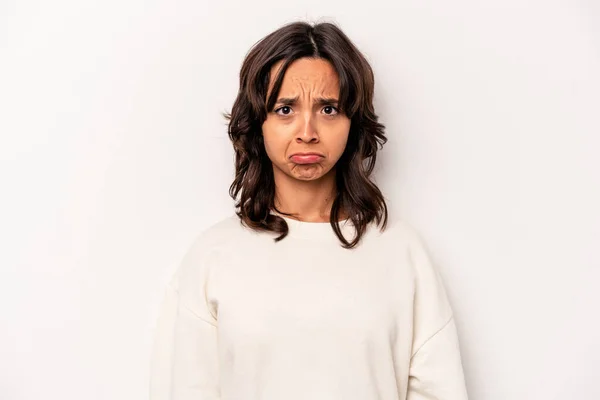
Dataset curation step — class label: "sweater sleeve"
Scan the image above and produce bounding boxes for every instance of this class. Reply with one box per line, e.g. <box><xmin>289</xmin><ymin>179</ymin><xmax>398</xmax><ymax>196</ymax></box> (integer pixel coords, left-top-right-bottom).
<box><xmin>404</xmin><ymin>226</ymin><xmax>468</xmax><ymax>400</ymax></box>
<box><xmin>407</xmin><ymin>316</ymin><xmax>468</xmax><ymax>399</ymax></box>
<box><xmin>149</xmin><ymin>236</ymin><xmax>221</xmax><ymax>400</ymax></box>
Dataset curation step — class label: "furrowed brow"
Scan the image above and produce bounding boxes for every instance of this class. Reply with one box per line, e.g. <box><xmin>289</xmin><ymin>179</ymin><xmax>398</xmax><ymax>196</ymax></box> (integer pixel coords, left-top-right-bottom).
<box><xmin>275</xmin><ymin>96</ymin><xmax>339</xmax><ymax>106</ymax></box>
<box><xmin>275</xmin><ymin>96</ymin><xmax>299</xmax><ymax>106</ymax></box>
<box><xmin>314</xmin><ymin>97</ymin><xmax>339</xmax><ymax>106</ymax></box>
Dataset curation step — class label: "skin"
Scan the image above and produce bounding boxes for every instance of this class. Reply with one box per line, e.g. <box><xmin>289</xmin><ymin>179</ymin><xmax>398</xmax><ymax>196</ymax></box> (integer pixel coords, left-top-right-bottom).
<box><xmin>261</xmin><ymin>57</ymin><xmax>351</xmax><ymax>222</ymax></box>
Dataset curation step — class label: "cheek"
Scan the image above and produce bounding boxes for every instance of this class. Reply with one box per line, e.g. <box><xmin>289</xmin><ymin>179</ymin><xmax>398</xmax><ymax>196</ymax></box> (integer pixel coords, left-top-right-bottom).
<box><xmin>261</xmin><ymin>122</ymin><xmax>285</xmax><ymax>161</ymax></box>
<box><xmin>328</xmin><ymin>122</ymin><xmax>351</xmax><ymax>156</ymax></box>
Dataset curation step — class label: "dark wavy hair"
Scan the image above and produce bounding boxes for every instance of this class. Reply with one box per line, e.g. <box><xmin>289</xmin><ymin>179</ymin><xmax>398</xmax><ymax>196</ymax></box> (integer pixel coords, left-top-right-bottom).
<box><xmin>225</xmin><ymin>21</ymin><xmax>388</xmax><ymax>249</ymax></box>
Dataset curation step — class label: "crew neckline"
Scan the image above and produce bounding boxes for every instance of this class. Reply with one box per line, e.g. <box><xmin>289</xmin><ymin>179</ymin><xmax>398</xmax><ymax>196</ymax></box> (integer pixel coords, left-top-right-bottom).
<box><xmin>269</xmin><ymin>210</ymin><xmax>356</xmax><ymax>241</ymax></box>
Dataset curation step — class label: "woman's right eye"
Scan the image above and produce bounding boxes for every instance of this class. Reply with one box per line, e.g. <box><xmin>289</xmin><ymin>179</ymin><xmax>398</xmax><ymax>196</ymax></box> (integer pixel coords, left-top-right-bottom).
<box><xmin>275</xmin><ymin>106</ymin><xmax>293</xmax><ymax>116</ymax></box>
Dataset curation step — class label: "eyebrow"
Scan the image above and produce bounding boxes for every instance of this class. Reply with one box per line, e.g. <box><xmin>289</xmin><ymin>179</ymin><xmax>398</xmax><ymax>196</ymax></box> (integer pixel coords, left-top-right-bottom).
<box><xmin>275</xmin><ymin>96</ymin><xmax>339</xmax><ymax>106</ymax></box>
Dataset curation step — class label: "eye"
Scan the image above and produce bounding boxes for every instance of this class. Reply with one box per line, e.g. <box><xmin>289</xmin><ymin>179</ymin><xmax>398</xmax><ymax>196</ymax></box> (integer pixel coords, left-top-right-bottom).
<box><xmin>275</xmin><ymin>106</ymin><xmax>293</xmax><ymax>116</ymax></box>
<box><xmin>322</xmin><ymin>105</ymin><xmax>339</xmax><ymax>116</ymax></box>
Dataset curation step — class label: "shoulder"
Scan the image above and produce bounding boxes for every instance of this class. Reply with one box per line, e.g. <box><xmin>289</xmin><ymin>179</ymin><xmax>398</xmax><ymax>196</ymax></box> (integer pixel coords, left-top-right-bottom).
<box><xmin>372</xmin><ymin>216</ymin><xmax>441</xmax><ymax>279</ymax></box>
<box><xmin>189</xmin><ymin>213</ymin><xmax>249</xmax><ymax>250</ymax></box>
<box><xmin>199</xmin><ymin>212</ymin><xmax>245</xmax><ymax>238</ymax></box>
<box><xmin>372</xmin><ymin>216</ymin><xmax>430</xmax><ymax>252</ymax></box>
<box><xmin>169</xmin><ymin>214</ymin><xmax>245</xmax><ymax>286</ymax></box>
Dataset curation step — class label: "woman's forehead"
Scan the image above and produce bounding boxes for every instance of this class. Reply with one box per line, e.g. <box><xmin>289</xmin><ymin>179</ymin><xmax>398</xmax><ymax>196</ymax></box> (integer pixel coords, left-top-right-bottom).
<box><xmin>268</xmin><ymin>58</ymin><xmax>340</xmax><ymax>97</ymax></box>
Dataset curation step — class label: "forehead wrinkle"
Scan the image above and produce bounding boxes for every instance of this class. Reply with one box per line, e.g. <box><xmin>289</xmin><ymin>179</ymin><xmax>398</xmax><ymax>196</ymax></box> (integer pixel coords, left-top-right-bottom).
<box><xmin>273</xmin><ymin>60</ymin><xmax>341</xmax><ymax>102</ymax></box>
<box><xmin>283</xmin><ymin>78</ymin><xmax>338</xmax><ymax>100</ymax></box>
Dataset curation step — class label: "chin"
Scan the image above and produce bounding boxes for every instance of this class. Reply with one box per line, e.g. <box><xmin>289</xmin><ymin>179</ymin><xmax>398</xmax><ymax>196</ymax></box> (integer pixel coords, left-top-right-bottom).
<box><xmin>289</xmin><ymin>168</ymin><xmax>332</xmax><ymax>182</ymax></box>
<box><xmin>292</xmin><ymin>175</ymin><xmax>323</xmax><ymax>181</ymax></box>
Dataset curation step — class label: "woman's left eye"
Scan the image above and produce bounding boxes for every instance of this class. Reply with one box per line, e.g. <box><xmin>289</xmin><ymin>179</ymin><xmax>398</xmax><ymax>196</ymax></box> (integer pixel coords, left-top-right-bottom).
<box><xmin>322</xmin><ymin>106</ymin><xmax>339</xmax><ymax>115</ymax></box>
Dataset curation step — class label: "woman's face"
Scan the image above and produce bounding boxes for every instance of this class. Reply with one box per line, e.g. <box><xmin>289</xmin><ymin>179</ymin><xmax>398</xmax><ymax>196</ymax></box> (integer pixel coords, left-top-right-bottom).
<box><xmin>261</xmin><ymin>57</ymin><xmax>351</xmax><ymax>182</ymax></box>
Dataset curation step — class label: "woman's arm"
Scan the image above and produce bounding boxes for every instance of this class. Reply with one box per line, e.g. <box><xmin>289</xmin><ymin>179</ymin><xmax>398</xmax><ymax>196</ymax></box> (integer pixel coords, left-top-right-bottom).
<box><xmin>407</xmin><ymin>316</ymin><xmax>468</xmax><ymax>399</ymax></box>
<box><xmin>149</xmin><ymin>236</ymin><xmax>221</xmax><ymax>400</ymax></box>
<box><xmin>404</xmin><ymin>225</ymin><xmax>469</xmax><ymax>400</ymax></box>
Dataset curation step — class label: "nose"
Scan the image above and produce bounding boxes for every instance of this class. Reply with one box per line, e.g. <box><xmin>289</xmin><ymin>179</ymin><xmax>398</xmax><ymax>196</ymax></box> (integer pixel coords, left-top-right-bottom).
<box><xmin>296</xmin><ymin>112</ymin><xmax>319</xmax><ymax>143</ymax></box>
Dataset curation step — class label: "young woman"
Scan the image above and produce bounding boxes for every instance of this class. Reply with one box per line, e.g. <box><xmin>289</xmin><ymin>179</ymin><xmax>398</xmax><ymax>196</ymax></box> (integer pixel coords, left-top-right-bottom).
<box><xmin>150</xmin><ymin>21</ymin><xmax>468</xmax><ymax>400</ymax></box>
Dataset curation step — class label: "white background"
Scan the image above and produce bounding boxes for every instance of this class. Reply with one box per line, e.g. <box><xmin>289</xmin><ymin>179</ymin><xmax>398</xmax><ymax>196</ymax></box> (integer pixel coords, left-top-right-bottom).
<box><xmin>1</xmin><ymin>1</ymin><xmax>599</xmax><ymax>399</ymax></box>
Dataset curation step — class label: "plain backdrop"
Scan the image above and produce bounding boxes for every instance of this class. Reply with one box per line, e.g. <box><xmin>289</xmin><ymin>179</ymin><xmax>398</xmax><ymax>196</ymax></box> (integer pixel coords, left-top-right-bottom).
<box><xmin>1</xmin><ymin>1</ymin><xmax>599</xmax><ymax>399</ymax></box>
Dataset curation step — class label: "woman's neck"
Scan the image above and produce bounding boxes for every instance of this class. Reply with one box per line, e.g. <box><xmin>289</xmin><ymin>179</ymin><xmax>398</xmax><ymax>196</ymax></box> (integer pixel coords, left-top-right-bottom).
<box><xmin>272</xmin><ymin>167</ymin><xmax>345</xmax><ymax>222</ymax></box>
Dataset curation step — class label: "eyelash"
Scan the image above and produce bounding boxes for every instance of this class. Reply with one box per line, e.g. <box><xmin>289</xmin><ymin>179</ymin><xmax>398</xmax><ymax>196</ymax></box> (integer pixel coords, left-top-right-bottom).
<box><xmin>274</xmin><ymin>105</ymin><xmax>339</xmax><ymax>116</ymax></box>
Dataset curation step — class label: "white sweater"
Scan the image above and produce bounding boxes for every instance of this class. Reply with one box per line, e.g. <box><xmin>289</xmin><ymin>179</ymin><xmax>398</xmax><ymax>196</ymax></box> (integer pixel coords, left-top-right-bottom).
<box><xmin>149</xmin><ymin>212</ymin><xmax>468</xmax><ymax>400</ymax></box>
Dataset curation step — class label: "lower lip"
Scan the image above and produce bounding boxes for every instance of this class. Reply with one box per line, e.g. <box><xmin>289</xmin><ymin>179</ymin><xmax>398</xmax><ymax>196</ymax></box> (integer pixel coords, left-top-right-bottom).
<box><xmin>290</xmin><ymin>155</ymin><xmax>323</xmax><ymax>164</ymax></box>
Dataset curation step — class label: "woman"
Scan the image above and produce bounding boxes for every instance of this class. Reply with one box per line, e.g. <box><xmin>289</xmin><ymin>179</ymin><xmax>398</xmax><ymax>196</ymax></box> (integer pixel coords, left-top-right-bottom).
<box><xmin>150</xmin><ymin>21</ymin><xmax>468</xmax><ymax>400</ymax></box>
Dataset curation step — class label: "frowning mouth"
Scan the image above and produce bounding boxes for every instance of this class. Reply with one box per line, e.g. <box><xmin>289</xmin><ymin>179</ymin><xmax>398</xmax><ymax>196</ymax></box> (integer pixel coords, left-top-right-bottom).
<box><xmin>289</xmin><ymin>153</ymin><xmax>324</xmax><ymax>164</ymax></box>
